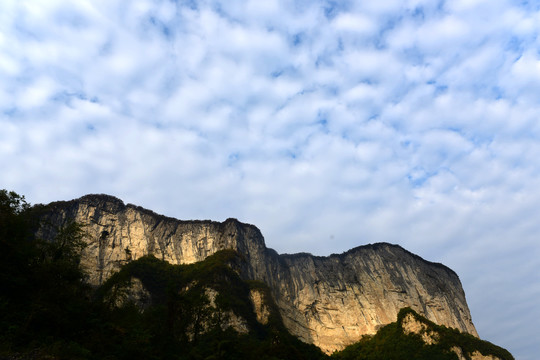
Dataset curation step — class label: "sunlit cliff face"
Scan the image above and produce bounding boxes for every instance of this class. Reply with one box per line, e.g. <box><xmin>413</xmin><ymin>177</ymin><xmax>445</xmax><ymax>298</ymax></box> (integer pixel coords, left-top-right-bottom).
<box><xmin>38</xmin><ymin>194</ymin><xmax>477</xmax><ymax>353</ymax></box>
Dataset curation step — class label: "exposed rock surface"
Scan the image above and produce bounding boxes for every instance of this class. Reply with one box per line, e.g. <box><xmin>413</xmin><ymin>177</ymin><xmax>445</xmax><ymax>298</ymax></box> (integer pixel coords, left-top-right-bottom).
<box><xmin>451</xmin><ymin>347</ymin><xmax>501</xmax><ymax>360</ymax></box>
<box><xmin>205</xmin><ymin>288</ymin><xmax>249</xmax><ymax>334</ymax></box>
<box><xmin>402</xmin><ymin>312</ymin><xmax>439</xmax><ymax>345</ymax></box>
<box><xmin>36</xmin><ymin>194</ymin><xmax>478</xmax><ymax>354</ymax></box>
<box><xmin>249</xmin><ymin>289</ymin><xmax>270</xmax><ymax>325</ymax></box>
<box><xmin>468</xmin><ymin>351</ymin><xmax>502</xmax><ymax>360</ymax></box>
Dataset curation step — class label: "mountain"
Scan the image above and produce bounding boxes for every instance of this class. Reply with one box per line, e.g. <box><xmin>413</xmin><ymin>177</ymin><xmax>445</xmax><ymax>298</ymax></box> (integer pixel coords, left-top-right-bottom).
<box><xmin>36</xmin><ymin>194</ymin><xmax>478</xmax><ymax>354</ymax></box>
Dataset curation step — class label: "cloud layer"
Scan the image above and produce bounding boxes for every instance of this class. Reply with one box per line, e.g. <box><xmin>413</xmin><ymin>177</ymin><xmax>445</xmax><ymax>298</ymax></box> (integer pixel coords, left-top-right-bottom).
<box><xmin>2</xmin><ymin>1</ymin><xmax>539</xmax><ymax>358</ymax></box>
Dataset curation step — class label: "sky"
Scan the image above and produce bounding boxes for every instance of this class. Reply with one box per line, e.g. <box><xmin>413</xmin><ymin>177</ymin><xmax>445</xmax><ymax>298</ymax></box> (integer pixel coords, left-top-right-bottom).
<box><xmin>1</xmin><ymin>0</ymin><xmax>539</xmax><ymax>358</ymax></box>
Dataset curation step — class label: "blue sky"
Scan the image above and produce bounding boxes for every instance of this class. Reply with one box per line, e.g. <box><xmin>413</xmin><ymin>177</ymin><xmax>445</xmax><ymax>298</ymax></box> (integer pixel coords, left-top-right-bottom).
<box><xmin>1</xmin><ymin>1</ymin><xmax>539</xmax><ymax>358</ymax></box>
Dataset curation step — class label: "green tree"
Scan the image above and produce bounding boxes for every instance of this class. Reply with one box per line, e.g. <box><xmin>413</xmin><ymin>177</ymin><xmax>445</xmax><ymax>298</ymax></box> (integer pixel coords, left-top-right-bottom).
<box><xmin>0</xmin><ymin>190</ymin><xmax>34</xmax><ymax>350</ymax></box>
<box><xmin>0</xmin><ymin>190</ymin><xmax>93</xmax><ymax>358</ymax></box>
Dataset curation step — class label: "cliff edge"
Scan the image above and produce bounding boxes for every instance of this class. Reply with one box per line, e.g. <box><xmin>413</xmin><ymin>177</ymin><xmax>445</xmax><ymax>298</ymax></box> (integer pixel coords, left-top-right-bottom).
<box><xmin>36</xmin><ymin>194</ymin><xmax>478</xmax><ymax>353</ymax></box>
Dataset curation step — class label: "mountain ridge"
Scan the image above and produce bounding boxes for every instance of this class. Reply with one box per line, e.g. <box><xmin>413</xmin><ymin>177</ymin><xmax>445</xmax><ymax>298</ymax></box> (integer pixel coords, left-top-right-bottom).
<box><xmin>35</xmin><ymin>193</ymin><xmax>477</xmax><ymax>353</ymax></box>
<box><xmin>283</xmin><ymin>242</ymin><xmax>459</xmax><ymax>279</ymax></box>
<box><xmin>44</xmin><ymin>194</ymin><xmax>460</xmax><ymax>278</ymax></box>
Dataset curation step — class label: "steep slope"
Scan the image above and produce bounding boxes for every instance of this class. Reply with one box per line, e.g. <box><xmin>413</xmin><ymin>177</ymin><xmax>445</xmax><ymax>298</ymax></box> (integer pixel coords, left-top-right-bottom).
<box><xmin>277</xmin><ymin>246</ymin><xmax>477</xmax><ymax>353</ymax></box>
<box><xmin>36</xmin><ymin>194</ymin><xmax>477</xmax><ymax>353</ymax></box>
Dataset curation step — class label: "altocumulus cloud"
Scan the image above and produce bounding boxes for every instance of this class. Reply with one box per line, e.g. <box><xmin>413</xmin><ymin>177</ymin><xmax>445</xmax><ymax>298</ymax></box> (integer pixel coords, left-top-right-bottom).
<box><xmin>1</xmin><ymin>0</ymin><xmax>540</xmax><ymax>358</ymax></box>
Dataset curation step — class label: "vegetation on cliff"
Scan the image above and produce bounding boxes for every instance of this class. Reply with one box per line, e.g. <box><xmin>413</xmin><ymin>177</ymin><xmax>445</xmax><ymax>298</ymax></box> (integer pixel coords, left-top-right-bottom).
<box><xmin>95</xmin><ymin>250</ymin><xmax>326</xmax><ymax>360</ymax></box>
<box><xmin>332</xmin><ymin>308</ymin><xmax>514</xmax><ymax>360</ymax></box>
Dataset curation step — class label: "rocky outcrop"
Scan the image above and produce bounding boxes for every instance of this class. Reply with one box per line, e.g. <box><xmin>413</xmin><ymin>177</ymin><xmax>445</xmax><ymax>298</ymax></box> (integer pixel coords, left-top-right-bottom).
<box><xmin>452</xmin><ymin>347</ymin><xmax>503</xmax><ymax>360</ymax></box>
<box><xmin>205</xmin><ymin>288</ymin><xmax>249</xmax><ymax>334</ymax></box>
<box><xmin>249</xmin><ymin>289</ymin><xmax>270</xmax><ymax>325</ymax></box>
<box><xmin>402</xmin><ymin>312</ymin><xmax>439</xmax><ymax>345</ymax></box>
<box><xmin>36</xmin><ymin>194</ymin><xmax>478</xmax><ymax>354</ymax></box>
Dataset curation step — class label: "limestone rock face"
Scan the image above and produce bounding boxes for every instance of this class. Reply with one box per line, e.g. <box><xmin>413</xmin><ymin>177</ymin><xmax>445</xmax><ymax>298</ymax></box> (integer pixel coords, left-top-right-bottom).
<box><xmin>249</xmin><ymin>289</ymin><xmax>270</xmax><ymax>325</ymax></box>
<box><xmin>402</xmin><ymin>312</ymin><xmax>439</xmax><ymax>345</ymax></box>
<box><xmin>452</xmin><ymin>347</ymin><xmax>502</xmax><ymax>360</ymax></box>
<box><xmin>205</xmin><ymin>288</ymin><xmax>249</xmax><ymax>334</ymax></box>
<box><xmin>276</xmin><ymin>247</ymin><xmax>477</xmax><ymax>353</ymax></box>
<box><xmin>37</xmin><ymin>194</ymin><xmax>478</xmax><ymax>354</ymax></box>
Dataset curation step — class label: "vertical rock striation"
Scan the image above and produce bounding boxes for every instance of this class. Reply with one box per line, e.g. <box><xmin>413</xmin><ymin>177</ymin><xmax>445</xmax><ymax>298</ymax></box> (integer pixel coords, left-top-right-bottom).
<box><xmin>275</xmin><ymin>246</ymin><xmax>477</xmax><ymax>353</ymax></box>
<box><xmin>36</xmin><ymin>194</ymin><xmax>477</xmax><ymax>353</ymax></box>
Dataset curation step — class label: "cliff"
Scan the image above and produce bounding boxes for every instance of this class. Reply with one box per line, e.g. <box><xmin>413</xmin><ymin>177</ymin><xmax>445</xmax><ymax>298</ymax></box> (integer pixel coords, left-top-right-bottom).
<box><xmin>36</xmin><ymin>194</ymin><xmax>478</xmax><ymax>353</ymax></box>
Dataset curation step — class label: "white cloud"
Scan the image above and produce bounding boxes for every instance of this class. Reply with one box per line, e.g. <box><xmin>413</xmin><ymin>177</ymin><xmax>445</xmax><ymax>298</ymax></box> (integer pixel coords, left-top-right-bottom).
<box><xmin>509</xmin><ymin>50</ymin><xmax>540</xmax><ymax>90</ymax></box>
<box><xmin>1</xmin><ymin>0</ymin><xmax>539</xmax><ymax>358</ymax></box>
<box><xmin>15</xmin><ymin>76</ymin><xmax>59</xmax><ymax>109</ymax></box>
<box><xmin>332</xmin><ymin>13</ymin><xmax>376</xmax><ymax>36</ymax></box>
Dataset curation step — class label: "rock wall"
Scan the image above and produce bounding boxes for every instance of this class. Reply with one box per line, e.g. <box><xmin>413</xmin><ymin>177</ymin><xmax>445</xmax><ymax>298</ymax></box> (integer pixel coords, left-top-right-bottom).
<box><xmin>275</xmin><ymin>246</ymin><xmax>477</xmax><ymax>353</ymax></box>
<box><xmin>36</xmin><ymin>194</ymin><xmax>478</xmax><ymax>354</ymax></box>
